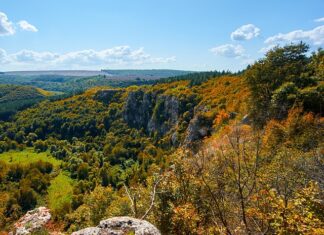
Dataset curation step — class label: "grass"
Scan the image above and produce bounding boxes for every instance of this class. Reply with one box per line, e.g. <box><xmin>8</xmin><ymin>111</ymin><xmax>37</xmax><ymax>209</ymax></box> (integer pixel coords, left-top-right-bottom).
<box><xmin>36</xmin><ymin>87</ymin><xmax>55</xmax><ymax>96</ymax></box>
<box><xmin>36</xmin><ymin>88</ymin><xmax>63</xmax><ymax>96</ymax></box>
<box><xmin>47</xmin><ymin>171</ymin><xmax>74</xmax><ymax>218</ymax></box>
<box><xmin>0</xmin><ymin>148</ymin><xmax>61</xmax><ymax>167</ymax></box>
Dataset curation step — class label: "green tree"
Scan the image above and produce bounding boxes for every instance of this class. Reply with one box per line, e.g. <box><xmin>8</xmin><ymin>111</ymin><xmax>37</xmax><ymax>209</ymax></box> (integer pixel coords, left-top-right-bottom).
<box><xmin>245</xmin><ymin>42</ymin><xmax>310</xmax><ymax>125</ymax></box>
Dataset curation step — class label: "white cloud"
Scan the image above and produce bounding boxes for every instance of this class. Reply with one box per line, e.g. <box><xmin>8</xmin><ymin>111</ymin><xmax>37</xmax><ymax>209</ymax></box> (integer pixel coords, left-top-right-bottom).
<box><xmin>231</xmin><ymin>24</ymin><xmax>260</xmax><ymax>41</ymax></box>
<box><xmin>259</xmin><ymin>44</ymin><xmax>277</xmax><ymax>54</ymax></box>
<box><xmin>13</xmin><ymin>50</ymin><xmax>59</xmax><ymax>62</ymax></box>
<box><xmin>210</xmin><ymin>44</ymin><xmax>245</xmax><ymax>58</ymax></box>
<box><xmin>0</xmin><ymin>12</ymin><xmax>15</xmax><ymax>36</ymax></box>
<box><xmin>54</xmin><ymin>46</ymin><xmax>175</xmax><ymax>66</ymax></box>
<box><xmin>0</xmin><ymin>46</ymin><xmax>176</xmax><ymax>70</ymax></box>
<box><xmin>314</xmin><ymin>17</ymin><xmax>324</xmax><ymax>23</ymax></box>
<box><xmin>265</xmin><ymin>25</ymin><xmax>324</xmax><ymax>46</ymax></box>
<box><xmin>0</xmin><ymin>48</ymin><xmax>8</xmax><ymax>63</ymax></box>
<box><xmin>18</xmin><ymin>20</ymin><xmax>38</xmax><ymax>32</ymax></box>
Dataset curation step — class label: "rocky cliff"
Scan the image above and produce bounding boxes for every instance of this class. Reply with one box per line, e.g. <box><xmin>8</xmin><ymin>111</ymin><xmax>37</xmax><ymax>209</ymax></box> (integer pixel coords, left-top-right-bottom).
<box><xmin>96</xmin><ymin>88</ymin><xmax>214</xmax><ymax>146</ymax></box>
<box><xmin>123</xmin><ymin>89</ymin><xmax>181</xmax><ymax>136</ymax></box>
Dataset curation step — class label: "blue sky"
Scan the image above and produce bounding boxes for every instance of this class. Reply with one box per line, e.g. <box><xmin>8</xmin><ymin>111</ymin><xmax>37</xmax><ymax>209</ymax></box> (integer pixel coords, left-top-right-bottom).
<box><xmin>0</xmin><ymin>0</ymin><xmax>324</xmax><ymax>71</ymax></box>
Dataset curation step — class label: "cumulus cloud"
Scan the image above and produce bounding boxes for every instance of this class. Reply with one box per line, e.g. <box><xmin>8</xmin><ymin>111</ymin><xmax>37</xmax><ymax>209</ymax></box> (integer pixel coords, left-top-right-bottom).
<box><xmin>0</xmin><ymin>12</ymin><xmax>15</xmax><ymax>36</ymax></box>
<box><xmin>12</xmin><ymin>50</ymin><xmax>59</xmax><ymax>62</ymax></box>
<box><xmin>265</xmin><ymin>25</ymin><xmax>324</xmax><ymax>46</ymax></box>
<box><xmin>0</xmin><ymin>46</ymin><xmax>176</xmax><ymax>70</ymax></box>
<box><xmin>18</xmin><ymin>20</ymin><xmax>38</xmax><ymax>32</ymax></box>
<box><xmin>54</xmin><ymin>46</ymin><xmax>175</xmax><ymax>66</ymax></box>
<box><xmin>259</xmin><ymin>44</ymin><xmax>277</xmax><ymax>54</ymax></box>
<box><xmin>231</xmin><ymin>24</ymin><xmax>260</xmax><ymax>41</ymax></box>
<box><xmin>0</xmin><ymin>48</ymin><xmax>8</xmax><ymax>63</ymax></box>
<box><xmin>210</xmin><ymin>44</ymin><xmax>245</xmax><ymax>58</ymax></box>
<box><xmin>314</xmin><ymin>17</ymin><xmax>324</xmax><ymax>23</ymax></box>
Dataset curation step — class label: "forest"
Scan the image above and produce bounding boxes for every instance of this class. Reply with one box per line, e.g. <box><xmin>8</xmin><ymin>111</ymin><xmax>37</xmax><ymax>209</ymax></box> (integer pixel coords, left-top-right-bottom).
<box><xmin>0</xmin><ymin>43</ymin><xmax>323</xmax><ymax>234</ymax></box>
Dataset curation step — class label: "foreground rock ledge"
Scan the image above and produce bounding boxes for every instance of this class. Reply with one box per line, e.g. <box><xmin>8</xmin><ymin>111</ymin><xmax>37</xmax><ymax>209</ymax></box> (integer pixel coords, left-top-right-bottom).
<box><xmin>72</xmin><ymin>216</ymin><xmax>161</xmax><ymax>235</ymax></box>
<box><xmin>13</xmin><ymin>207</ymin><xmax>51</xmax><ymax>235</ymax></box>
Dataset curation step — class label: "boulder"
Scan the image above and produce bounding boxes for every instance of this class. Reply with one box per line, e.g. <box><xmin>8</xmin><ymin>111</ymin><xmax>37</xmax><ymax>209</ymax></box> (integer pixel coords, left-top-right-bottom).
<box><xmin>71</xmin><ymin>227</ymin><xmax>100</xmax><ymax>235</ymax></box>
<box><xmin>13</xmin><ymin>207</ymin><xmax>51</xmax><ymax>235</ymax></box>
<box><xmin>72</xmin><ymin>216</ymin><xmax>161</xmax><ymax>235</ymax></box>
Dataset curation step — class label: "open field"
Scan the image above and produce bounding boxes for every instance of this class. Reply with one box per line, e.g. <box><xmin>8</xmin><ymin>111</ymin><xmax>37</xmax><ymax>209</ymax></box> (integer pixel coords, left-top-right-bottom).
<box><xmin>0</xmin><ymin>148</ymin><xmax>62</xmax><ymax>167</ymax></box>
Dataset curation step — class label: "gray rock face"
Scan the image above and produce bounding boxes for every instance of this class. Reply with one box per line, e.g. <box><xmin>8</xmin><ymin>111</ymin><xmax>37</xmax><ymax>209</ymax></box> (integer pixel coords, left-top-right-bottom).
<box><xmin>72</xmin><ymin>216</ymin><xmax>161</xmax><ymax>235</ymax></box>
<box><xmin>124</xmin><ymin>90</ymin><xmax>155</xmax><ymax>130</ymax></box>
<box><xmin>123</xmin><ymin>89</ymin><xmax>212</xmax><ymax>145</ymax></box>
<box><xmin>94</xmin><ymin>89</ymin><xmax>122</xmax><ymax>104</ymax></box>
<box><xmin>184</xmin><ymin>106</ymin><xmax>213</xmax><ymax>145</ymax></box>
<box><xmin>13</xmin><ymin>207</ymin><xmax>51</xmax><ymax>235</ymax></box>
<box><xmin>123</xmin><ymin>90</ymin><xmax>179</xmax><ymax>136</ymax></box>
<box><xmin>147</xmin><ymin>95</ymin><xmax>179</xmax><ymax>136</ymax></box>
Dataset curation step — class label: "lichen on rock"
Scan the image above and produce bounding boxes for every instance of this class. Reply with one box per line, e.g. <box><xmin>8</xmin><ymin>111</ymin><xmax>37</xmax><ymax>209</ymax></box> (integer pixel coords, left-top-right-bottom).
<box><xmin>13</xmin><ymin>207</ymin><xmax>51</xmax><ymax>235</ymax></box>
<box><xmin>72</xmin><ymin>216</ymin><xmax>161</xmax><ymax>235</ymax></box>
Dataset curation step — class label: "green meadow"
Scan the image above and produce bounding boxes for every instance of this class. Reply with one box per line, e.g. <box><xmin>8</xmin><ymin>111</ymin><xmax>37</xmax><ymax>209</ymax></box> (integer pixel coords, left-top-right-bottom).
<box><xmin>0</xmin><ymin>148</ymin><xmax>61</xmax><ymax>167</ymax></box>
<box><xmin>47</xmin><ymin>171</ymin><xmax>74</xmax><ymax>219</ymax></box>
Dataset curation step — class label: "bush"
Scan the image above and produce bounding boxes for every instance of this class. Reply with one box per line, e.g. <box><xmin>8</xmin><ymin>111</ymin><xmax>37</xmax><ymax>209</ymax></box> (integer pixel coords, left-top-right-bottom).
<box><xmin>16</xmin><ymin>186</ymin><xmax>37</xmax><ymax>211</ymax></box>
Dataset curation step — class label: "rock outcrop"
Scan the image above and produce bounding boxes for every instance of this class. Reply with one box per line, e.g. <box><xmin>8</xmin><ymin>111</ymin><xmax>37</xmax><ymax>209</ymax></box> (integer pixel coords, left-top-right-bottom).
<box><xmin>94</xmin><ymin>89</ymin><xmax>122</xmax><ymax>104</ymax></box>
<box><xmin>94</xmin><ymin>87</ymin><xmax>213</xmax><ymax>146</ymax></box>
<box><xmin>147</xmin><ymin>95</ymin><xmax>179</xmax><ymax>136</ymax></box>
<box><xmin>123</xmin><ymin>89</ymin><xmax>214</xmax><ymax>146</ymax></box>
<box><xmin>184</xmin><ymin>106</ymin><xmax>213</xmax><ymax>145</ymax></box>
<box><xmin>13</xmin><ymin>207</ymin><xmax>51</xmax><ymax>235</ymax></box>
<box><xmin>123</xmin><ymin>90</ymin><xmax>155</xmax><ymax>130</ymax></box>
<box><xmin>123</xmin><ymin>90</ymin><xmax>180</xmax><ymax>136</ymax></box>
<box><xmin>72</xmin><ymin>216</ymin><xmax>161</xmax><ymax>235</ymax></box>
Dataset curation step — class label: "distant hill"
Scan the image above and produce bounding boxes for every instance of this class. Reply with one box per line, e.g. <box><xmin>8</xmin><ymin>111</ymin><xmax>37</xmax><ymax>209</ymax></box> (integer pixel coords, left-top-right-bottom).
<box><xmin>0</xmin><ymin>84</ymin><xmax>58</xmax><ymax>120</ymax></box>
<box><xmin>5</xmin><ymin>69</ymin><xmax>192</xmax><ymax>78</ymax></box>
<box><xmin>0</xmin><ymin>69</ymin><xmax>194</xmax><ymax>93</ymax></box>
<box><xmin>101</xmin><ymin>69</ymin><xmax>192</xmax><ymax>78</ymax></box>
<box><xmin>4</xmin><ymin>70</ymin><xmax>107</xmax><ymax>77</ymax></box>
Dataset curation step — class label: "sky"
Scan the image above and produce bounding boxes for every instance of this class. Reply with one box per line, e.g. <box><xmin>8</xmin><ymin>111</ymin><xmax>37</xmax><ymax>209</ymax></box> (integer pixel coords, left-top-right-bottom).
<box><xmin>0</xmin><ymin>0</ymin><xmax>324</xmax><ymax>71</ymax></box>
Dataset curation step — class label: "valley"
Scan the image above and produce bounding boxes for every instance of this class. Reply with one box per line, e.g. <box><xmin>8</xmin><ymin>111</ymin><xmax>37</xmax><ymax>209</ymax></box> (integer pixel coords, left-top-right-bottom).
<box><xmin>0</xmin><ymin>44</ymin><xmax>323</xmax><ymax>234</ymax></box>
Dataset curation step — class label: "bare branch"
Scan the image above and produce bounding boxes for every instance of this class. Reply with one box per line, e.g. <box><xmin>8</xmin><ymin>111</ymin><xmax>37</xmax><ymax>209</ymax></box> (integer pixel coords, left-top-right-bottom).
<box><xmin>141</xmin><ymin>175</ymin><xmax>162</xmax><ymax>220</ymax></box>
<box><xmin>123</xmin><ymin>183</ymin><xmax>136</xmax><ymax>217</ymax></box>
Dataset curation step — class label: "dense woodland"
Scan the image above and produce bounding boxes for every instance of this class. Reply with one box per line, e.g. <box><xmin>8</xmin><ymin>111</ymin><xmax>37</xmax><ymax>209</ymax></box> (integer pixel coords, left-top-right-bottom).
<box><xmin>0</xmin><ymin>85</ymin><xmax>60</xmax><ymax>121</ymax></box>
<box><xmin>0</xmin><ymin>43</ymin><xmax>323</xmax><ymax>234</ymax></box>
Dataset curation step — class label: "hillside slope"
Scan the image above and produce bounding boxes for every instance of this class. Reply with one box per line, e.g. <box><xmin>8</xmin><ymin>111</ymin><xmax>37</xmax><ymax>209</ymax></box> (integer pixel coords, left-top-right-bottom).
<box><xmin>0</xmin><ymin>44</ymin><xmax>323</xmax><ymax>234</ymax></box>
<box><xmin>0</xmin><ymin>85</ymin><xmax>58</xmax><ymax>120</ymax></box>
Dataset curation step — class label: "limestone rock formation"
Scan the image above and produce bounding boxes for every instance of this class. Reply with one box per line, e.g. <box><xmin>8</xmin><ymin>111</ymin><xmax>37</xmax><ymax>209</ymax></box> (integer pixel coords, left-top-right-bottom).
<box><xmin>13</xmin><ymin>207</ymin><xmax>51</xmax><ymax>235</ymax></box>
<box><xmin>147</xmin><ymin>95</ymin><xmax>179</xmax><ymax>136</ymax></box>
<box><xmin>184</xmin><ymin>106</ymin><xmax>213</xmax><ymax>145</ymax></box>
<box><xmin>94</xmin><ymin>89</ymin><xmax>122</xmax><ymax>104</ymax></box>
<box><xmin>123</xmin><ymin>89</ymin><xmax>213</xmax><ymax>146</ymax></box>
<box><xmin>123</xmin><ymin>90</ymin><xmax>179</xmax><ymax>136</ymax></box>
<box><xmin>123</xmin><ymin>89</ymin><xmax>155</xmax><ymax>130</ymax></box>
<box><xmin>72</xmin><ymin>216</ymin><xmax>161</xmax><ymax>235</ymax></box>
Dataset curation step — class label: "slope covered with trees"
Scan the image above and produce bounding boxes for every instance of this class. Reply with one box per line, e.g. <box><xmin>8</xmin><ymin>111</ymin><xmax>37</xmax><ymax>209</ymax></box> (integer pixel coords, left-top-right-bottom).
<box><xmin>0</xmin><ymin>85</ymin><xmax>59</xmax><ymax>121</ymax></box>
<box><xmin>0</xmin><ymin>43</ymin><xmax>323</xmax><ymax>234</ymax></box>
